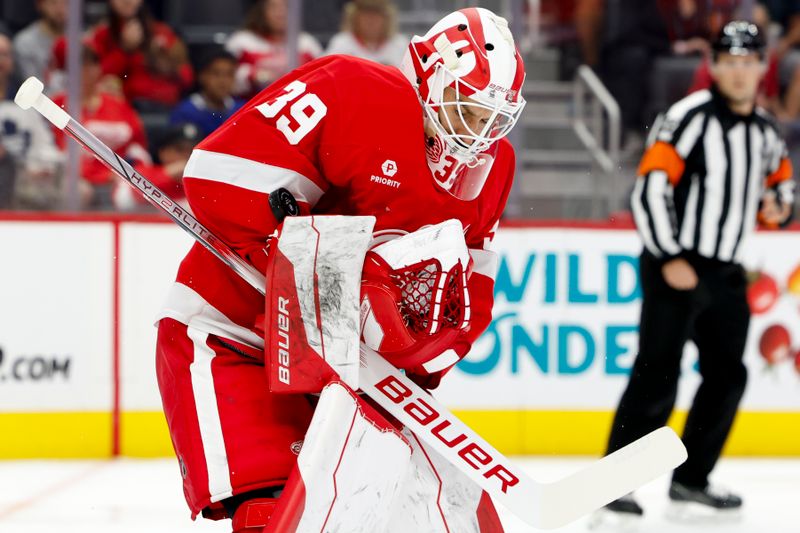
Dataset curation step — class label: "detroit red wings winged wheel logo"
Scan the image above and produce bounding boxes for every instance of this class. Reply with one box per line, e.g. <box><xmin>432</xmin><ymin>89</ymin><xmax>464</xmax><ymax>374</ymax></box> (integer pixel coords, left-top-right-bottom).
<box><xmin>426</xmin><ymin>134</ymin><xmax>444</xmax><ymax>163</ymax></box>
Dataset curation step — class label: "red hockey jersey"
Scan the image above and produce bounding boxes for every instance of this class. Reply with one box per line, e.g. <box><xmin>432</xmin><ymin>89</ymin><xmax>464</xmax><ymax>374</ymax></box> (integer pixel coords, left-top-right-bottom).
<box><xmin>158</xmin><ymin>55</ymin><xmax>515</xmax><ymax>378</ymax></box>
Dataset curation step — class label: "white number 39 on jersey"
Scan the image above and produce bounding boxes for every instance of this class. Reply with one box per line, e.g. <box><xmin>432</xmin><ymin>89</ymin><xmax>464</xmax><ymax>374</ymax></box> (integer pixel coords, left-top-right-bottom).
<box><xmin>256</xmin><ymin>80</ymin><xmax>328</xmax><ymax>145</ymax></box>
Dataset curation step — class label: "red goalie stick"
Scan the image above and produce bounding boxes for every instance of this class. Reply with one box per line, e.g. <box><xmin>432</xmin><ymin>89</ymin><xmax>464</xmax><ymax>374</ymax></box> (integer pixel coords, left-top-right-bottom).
<box><xmin>16</xmin><ymin>76</ymin><xmax>687</xmax><ymax>530</ymax></box>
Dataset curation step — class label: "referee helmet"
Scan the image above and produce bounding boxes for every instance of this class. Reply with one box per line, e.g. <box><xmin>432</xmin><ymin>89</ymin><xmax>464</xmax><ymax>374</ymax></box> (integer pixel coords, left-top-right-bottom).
<box><xmin>712</xmin><ymin>21</ymin><xmax>766</xmax><ymax>60</ymax></box>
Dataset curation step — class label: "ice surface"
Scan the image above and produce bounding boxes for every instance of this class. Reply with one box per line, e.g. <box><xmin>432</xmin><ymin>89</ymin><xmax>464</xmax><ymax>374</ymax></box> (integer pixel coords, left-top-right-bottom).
<box><xmin>0</xmin><ymin>457</ymin><xmax>797</xmax><ymax>532</ymax></box>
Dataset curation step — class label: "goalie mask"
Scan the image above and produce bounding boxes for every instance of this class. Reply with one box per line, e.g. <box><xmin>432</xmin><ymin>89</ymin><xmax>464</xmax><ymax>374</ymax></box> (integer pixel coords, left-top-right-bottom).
<box><xmin>360</xmin><ymin>221</ymin><xmax>471</xmax><ymax>375</ymax></box>
<box><xmin>401</xmin><ymin>7</ymin><xmax>526</xmax><ymax>200</ymax></box>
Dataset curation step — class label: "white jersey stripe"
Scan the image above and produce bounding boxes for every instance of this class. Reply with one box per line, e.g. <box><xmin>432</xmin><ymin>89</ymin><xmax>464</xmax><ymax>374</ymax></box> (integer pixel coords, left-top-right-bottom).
<box><xmin>675</xmin><ymin>113</ymin><xmax>705</xmax><ymax>160</ymax></box>
<box><xmin>674</xmin><ymin>113</ymin><xmax>705</xmax><ymax>158</ymax></box>
<box><xmin>735</xmin><ymin>124</ymin><xmax>765</xmax><ymax>262</ymax></box>
<box><xmin>658</xmin><ymin>90</ymin><xmax>712</xmax><ymax>143</ymax></box>
<box><xmin>698</xmin><ymin>117</ymin><xmax>726</xmax><ymax>257</ymax></box>
<box><xmin>646</xmin><ymin>171</ymin><xmax>682</xmax><ymax>255</ymax></box>
<box><xmin>482</xmin><ymin>220</ymin><xmax>500</xmax><ymax>249</ymax></box>
<box><xmin>764</xmin><ymin>127</ymin><xmax>781</xmax><ymax>172</ymax></box>
<box><xmin>631</xmin><ymin>178</ymin><xmax>661</xmax><ymax>256</ymax></box>
<box><xmin>778</xmin><ymin>179</ymin><xmax>796</xmax><ymax>205</ymax></box>
<box><xmin>187</xmin><ymin>326</ymin><xmax>234</xmax><ymax>503</ymax></box>
<box><xmin>156</xmin><ymin>282</ymin><xmax>264</xmax><ymax>349</ymax></box>
<box><xmin>679</xmin><ymin>174</ymin><xmax>700</xmax><ymax>249</ymax></box>
<box><xmin>184</xmin><ymin>148</ymin><xmax>325</xmax><ymax>205</ymax></box>
<box><xmin>717</xmin><ymin>123</ymin><xmax>747</xmax><ymax>261</ymax></box>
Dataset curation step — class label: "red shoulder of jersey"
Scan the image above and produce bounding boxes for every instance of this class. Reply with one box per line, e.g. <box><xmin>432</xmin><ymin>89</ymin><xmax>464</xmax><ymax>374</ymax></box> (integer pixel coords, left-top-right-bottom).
<box><xmin>194</xmin><ymin>55</ymin><xmax>419</xmax><ymax>192</ymax></box>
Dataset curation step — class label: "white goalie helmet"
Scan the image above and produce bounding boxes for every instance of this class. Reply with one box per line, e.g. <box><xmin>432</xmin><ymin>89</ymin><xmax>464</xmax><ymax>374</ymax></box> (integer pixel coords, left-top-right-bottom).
<box><xmin>401</xmin><ymin>7</ymin><xmax>526</xmax><ymax>200</ymax></box>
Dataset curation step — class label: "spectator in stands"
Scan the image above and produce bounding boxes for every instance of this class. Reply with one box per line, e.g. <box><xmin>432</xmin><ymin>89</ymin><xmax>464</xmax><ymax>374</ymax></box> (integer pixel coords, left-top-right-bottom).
<box><xmin>658</xmin><ymin>0</ymin><xmax>712</xmax><ymax>56</ymax></box>
<box><xmin>575</xmin><ymin>0</ymin><xmax>604</xmax><ymax>67</ymax></box>
<box><xmin>325</xmin><ymin>0</ymin><xmax>408</xmax><ymax>66</ymax></box>
<box><xmin>149</xmin><ymin>122</ymin><xmax>200</xmax><ymax>201</ymax></box>
<box><xmin>589</xmin><ymin>0</ymin><xmax>672</xmax><ymax>146</ymax></box>
<box><xmin>226</xmin><ymin>0</ymin><xmax>323</xmax><ymax>97</ymax></box>
<box><xmin>12</xmin><ymin>0</ymin><xmax>66</xmax><ymax>84</ymax></box>
<box><xmin>82</xmin><ymin>0</ymin><xmax>194</xmax><ymax>109</ymax></box>
<box><xmin>756</xmin><ymin>1</ymin><xmax>800</xmax><ymax>119</ymax></box>
<box><xmin>303</xmin><ymin>0</ymin><xmax>349</xmax><ymax>48</ymax></box>
<box><xmin>115</xmin><ymin>122</ymin><xmax>200</xmax><ymax>210</ymax></box>
<box><xmin>0</xmin><ymin>33</ymin><xmax>62</xmax><ymax>209</ymax></box>
<box><xmin>52</xmin><ymin>46</ymin><xmax>152</xmax><ymax>210</ymax></box>
<box><xmin>169</xmin><ymin>49</ymin><xmax>244</xmax><ymax>138</ymax></box>
<box><xmin>761</xmin><ymin>0</ymin><xmax>800</xmax><ymax>59</ymax></box>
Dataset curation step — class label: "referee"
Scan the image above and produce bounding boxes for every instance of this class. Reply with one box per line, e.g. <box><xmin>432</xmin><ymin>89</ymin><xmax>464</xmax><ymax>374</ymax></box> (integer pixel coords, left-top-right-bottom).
<box><xmin>601</xmin><ymin>21</ymin><xmax>796</xmax><ymax>521</ymax></box>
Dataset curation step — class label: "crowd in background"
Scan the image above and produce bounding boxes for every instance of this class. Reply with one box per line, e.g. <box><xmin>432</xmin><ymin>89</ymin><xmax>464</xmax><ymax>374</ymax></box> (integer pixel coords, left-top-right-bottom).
<box><xmin>571</xmin><ymin>0</ymin><xmax>800</xmax><ymax>151</ymax></box>
<box><xmin>2</xmin><ymin>0</ymin><xmax>800</xmax><ymax>214</ymax></box>
<box><xmin>0</xmin><ymin>0</ymin><xmax>407</xmax><ymax>211</ymax></box>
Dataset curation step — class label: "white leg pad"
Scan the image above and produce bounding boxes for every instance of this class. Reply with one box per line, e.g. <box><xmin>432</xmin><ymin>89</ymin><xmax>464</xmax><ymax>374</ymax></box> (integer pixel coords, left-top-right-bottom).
<box><xmin>386</xmin><ymin>428</ymin><xmax>491</xmax><ymax>533</ymax></box>
<box><xmin>289</xmin><ymin>382</ymin><xmax>412</xmax><ymax>532</ymax></box>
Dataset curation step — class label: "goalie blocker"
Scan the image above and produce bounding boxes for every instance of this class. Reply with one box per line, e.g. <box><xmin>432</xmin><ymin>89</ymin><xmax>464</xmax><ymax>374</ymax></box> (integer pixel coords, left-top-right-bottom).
<box><xmin>263</xmin><ymin>217</ymin><xmax>475</xmax><ymax>394</ymax></box>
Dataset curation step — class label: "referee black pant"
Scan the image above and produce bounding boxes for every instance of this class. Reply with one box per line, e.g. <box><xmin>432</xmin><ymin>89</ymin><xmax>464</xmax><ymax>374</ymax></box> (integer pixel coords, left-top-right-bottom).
<box><xmin>606</xmin><ymin>251</ymin><xmax>750</xmax><ymax>489</ymax></box>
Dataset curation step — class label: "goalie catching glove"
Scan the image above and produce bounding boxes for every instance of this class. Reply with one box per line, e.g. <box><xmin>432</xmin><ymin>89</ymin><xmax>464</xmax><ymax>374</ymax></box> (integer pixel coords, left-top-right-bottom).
<box><xmin>360</xmin><ymin>220</ymin><xmax>472</xmax><ymax>379</ymax></box>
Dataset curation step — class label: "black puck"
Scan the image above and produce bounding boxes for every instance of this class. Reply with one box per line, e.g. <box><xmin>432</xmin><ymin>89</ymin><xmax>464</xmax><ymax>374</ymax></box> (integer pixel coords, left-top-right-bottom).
<box><xmin>269</xmin><ymin>188</ymin><xmax>300</xmax><ymax>222</ymax></box>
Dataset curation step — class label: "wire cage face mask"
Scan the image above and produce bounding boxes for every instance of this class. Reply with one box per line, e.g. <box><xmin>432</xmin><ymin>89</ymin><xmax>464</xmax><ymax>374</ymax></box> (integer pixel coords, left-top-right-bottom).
<box><xmin>421</xmin><ymin>64</ymin><xmax>523</xmax><ymax>200</ymax></box>
<box><xmin>423</xmin><ymin>63</ymin><xmax>525</xmax><ymax>159</ymax></box>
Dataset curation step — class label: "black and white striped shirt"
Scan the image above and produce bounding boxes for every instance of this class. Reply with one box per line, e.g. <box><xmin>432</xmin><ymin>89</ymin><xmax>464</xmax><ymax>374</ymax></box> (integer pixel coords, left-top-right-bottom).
<box><xmin>631</xmin><ymin>87</ymin><xmax>796</xmax><ymax>263</ymax></box>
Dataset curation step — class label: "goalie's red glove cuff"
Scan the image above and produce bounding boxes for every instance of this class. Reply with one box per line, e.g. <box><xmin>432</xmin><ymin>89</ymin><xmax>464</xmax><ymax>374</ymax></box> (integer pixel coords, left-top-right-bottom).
<box><xmin>406</xmin><ymin>371</ymin><xmax>444</xmax><ymax>391</ymax></box>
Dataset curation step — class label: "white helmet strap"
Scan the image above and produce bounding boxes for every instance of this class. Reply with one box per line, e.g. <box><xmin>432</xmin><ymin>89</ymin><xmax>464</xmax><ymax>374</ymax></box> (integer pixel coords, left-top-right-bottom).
<box><xmin>433</xmin><ymin>34</ymin><xmax>459</xmax><ymax>69</ymax></box>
